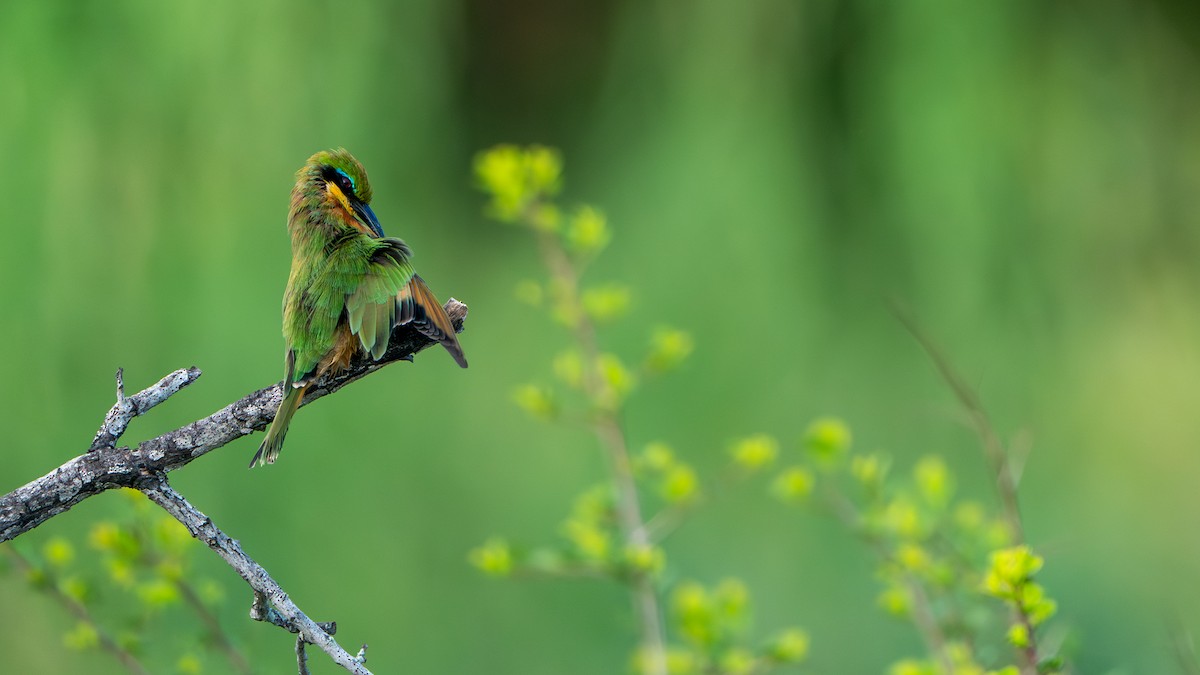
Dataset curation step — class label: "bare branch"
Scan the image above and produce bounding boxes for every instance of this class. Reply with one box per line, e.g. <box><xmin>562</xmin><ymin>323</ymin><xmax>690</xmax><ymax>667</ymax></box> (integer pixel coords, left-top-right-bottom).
<box><xmin>90</xmin><ymin>367</ymin><xmax>203</xmax><ymax>451</ymax></box>
<box><xmin>0</xmin><ymin>299</ymin><xmax>467</xmax><ymax>544</ymax></box>
<box><xmin>139</xmin><ymin>477</ymin><xmax>371</xmax><ymax>674</ymax></box>
<box><xmin>297</xmin><ymin>636</ymin><xmax>310</xmax><ymax>675</ymax></box>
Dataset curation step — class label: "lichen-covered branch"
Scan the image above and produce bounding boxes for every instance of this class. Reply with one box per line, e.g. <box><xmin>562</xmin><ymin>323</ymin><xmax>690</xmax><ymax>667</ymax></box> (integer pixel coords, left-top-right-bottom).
<box><xmin>139</xmin><ymin>478</ymin><xmax>371</xmax><ymax>675</ymax></box>
<box><xmin>0</xmin><ymin>299</ymin><xmax>467</xmax><ymax>543</ymax></box>
<box><xmin>89</xmin><ymin>367</ymin><xmax>204</xmax><ymax>451</ymax></box>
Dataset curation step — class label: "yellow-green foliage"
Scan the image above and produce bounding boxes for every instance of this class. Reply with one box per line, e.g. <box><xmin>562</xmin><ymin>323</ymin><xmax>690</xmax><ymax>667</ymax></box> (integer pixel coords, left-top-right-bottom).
<box><xmin>771</xmin><ymin>416</ymin><xmax>1065</xmax><ymax>673</ymax></box>
<box><xmin>2</xmin><ymin>488</ymin><xmax>239</xmax><ymax>673</ymax></box>
<box><xmin>471</xmin><ymin>146</ymin><xmax>804</xmax><ymax>675</ymax></box>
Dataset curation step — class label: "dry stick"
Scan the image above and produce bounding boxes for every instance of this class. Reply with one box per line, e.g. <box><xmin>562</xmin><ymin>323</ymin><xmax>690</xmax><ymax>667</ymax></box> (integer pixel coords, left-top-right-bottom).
<box><xmin>139</xmin><ymin>478</ymin><xmax>370</xmax><ymax>675</ymax></box>
<box><xmin>3</xmin><ymin>547</ymin><xmax>151</xmax><ymax>675</ymax></box>
<box><xmin>534</xmin><ymin>231</ymin><xmax>668</xmax><ymax>675</ymax></box>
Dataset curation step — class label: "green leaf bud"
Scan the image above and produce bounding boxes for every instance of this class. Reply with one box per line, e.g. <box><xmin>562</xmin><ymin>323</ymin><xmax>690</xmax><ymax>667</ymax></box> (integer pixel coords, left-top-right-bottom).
<box><xmin>468</xmin><ymin>538</ymin><xmax>514</xmax><ymax>577</ymax></box>
<box><xmin>176</xmin><ymin>653</ymin><xmax>203</xmax><ymax>674</ymax></box>
<box><xmin>718</xmin><ymin>647</ymin><xmax>756</xmax><ymax>675</ymax></box>
<box><xmin>660</xmin><ymin>464</ymin><xmax>700</xmax><ymax>504</ymax></box>
<box><xmin>646</xmin><ymin>327</ymin><xmax>695</xmax><ymax>373</ymax></box>
<box><xmin>771</xmin><ymin>466</ymin><xmax>815</xmax><ymax>503</ymax></box>
<box><xmin>581</xmin><ymin>284</ymin><xmax>631</xmax><ymax>324</ymax></box>
<box><xmin>137</xmin><ymin>578</ymin><xmax>180</xmax><ymax>608</ymax></box>
<box><xmin>623</xmin><ymin>543</ymin><xmax>665</xmax><ymax>577</ymax></box>
<box><xmin>566</xmin><ymin>206</ymin><xmax>610</xmax><ymax>254</ymax></box>
<box><xmin>714</xmin><ymin>578</ymin><xmax>750</xmax><ymax>622</ymax></box>
<box><xmin>1007</xmin><ymin>622</ymin><xmax>1030</xmax><ymax>648</ymax></box>
<box><xmin>766</xmin><ymin>627</ymin><xmax>810</xmax><ymax>663</ymax></box>
<box><xmin>42</xmin><ymin>538</ymin><xmax>74</xmax><ymax>569</ymax></box>
<box><xmin>63</xmin><ymin>621</ymin><xmax>99</xmax><ymax>651</ymax></box>
<box><xmin>804</xmin><ymin>417</ymin><xmax>852</xmax><ymax>466</ymax></box>
<box><xmin>850</xmin><ymin>453</ymin><xmax>888</xmax><ymax>489</ymax></box>
<box><xmin>877</xmin><ymin>584</ymin><xmax>911</xmax><ymax>617</ymax></box>
<box><xmin>913</xmin><ymin>456</ymin><xmax>954</xmax><ymax>509</ymax></box>
<box><xmin>637</xmin><ymin>442</ymin><xmax>676</xmax><ymax>474</ymax></box>
<box><xmin>511</xmin><ymin>384</ymin><xmax>557</xmax><ymax>420</ymax></box>
<box><xmin>730</xmin><ymin>434</ymin><xmax>778</xmax><ymax>472</ymax></box>
<box><xmin>563</xmin><ymin>519</ymin><xmax>611</xmax><ymax>561</ymax></box>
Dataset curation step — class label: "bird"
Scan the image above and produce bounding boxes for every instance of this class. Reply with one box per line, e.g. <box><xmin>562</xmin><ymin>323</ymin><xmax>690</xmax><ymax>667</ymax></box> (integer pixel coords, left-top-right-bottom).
<box><xmin>250</xmin><ymin>148</ymin><xmax>467</xmax><ymax>467</ymax></box>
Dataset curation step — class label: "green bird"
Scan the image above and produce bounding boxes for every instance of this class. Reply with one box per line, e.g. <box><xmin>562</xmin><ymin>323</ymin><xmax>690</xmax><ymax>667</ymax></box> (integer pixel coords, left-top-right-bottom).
<box><xmin>250</xmin><ymin>148</ymin><xmax>467</xmax><ymax>468</ymax></box>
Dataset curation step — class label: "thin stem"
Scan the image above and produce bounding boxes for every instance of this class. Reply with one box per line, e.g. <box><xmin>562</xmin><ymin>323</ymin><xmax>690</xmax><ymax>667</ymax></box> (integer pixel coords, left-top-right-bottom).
<box><xmin>3</xmin><ymin>547</ymin><xmax>150</xmax><ymax>675</ymax></box>
<box><xmin>893</xmin><ymin>306</ymin><xmax>1047</xmax><ymax>669</ymax></box>
<box><xmin>534</xmin><ymin>229</ymin><xmax>667</xmax><ymax>675</ymax></box>
<box><xmin>297</xmin><ymin>636</ymin><xmax>310</xmax><ymax>675</ymax></box>
<box><xmin>1013</xmin><ymin>605</ymin><xmax>1040</xmax><ymax>675</ymax></box>
<box><xmin>139</xmin><ymin>478</ymin><xmax>372</xmax><ymax>674</ymax></box>
<box><xmin>174</xmin><ymin>578</ymin><xmax>252</xmax><ymax>675</ymax></box>
<box><xmin>822</xmin><ymin>489</ymin><xmax>956</xmax><ymax>675</ymax></box>
<box><xmin>893</xmin><ymin>306</ymin><xmax>1025</xmax><ymax>542</ymax></box>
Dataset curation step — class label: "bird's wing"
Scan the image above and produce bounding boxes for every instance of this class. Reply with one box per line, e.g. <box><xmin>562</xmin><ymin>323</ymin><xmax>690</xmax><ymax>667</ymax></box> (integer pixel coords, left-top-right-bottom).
<box><xmin>345</xmin><ymin>238</ymin><xmax>467</xmax><ymax>367</ymax></box>
<box><xmin>346</xmin><ymin>238</ymin><xmax>412</xmax><ymax>360</ymax></box>
<box><xmin>397</xmin><ymin>274</ymin><xmax>468</xmax><ymax>368</ymax></box>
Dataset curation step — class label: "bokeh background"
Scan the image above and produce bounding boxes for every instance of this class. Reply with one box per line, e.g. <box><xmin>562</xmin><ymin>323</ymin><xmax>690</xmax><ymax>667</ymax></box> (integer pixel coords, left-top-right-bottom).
<box><xmin>2</xmin><ymin>1</ymin><xmax>1199</xmax><ymax>673</ymax></box>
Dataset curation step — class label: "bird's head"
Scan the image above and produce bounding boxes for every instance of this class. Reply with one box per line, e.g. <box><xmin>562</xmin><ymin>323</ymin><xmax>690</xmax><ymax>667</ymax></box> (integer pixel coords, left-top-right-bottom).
<box><xmin>297</xmin><ymin>148</ymin><xmax>385</xmax><ymax>237</ymax></box>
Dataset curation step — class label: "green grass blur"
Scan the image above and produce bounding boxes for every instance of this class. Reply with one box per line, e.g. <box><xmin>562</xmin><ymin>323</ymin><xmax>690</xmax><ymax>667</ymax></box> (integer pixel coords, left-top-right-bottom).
<box><xmin>2</xmin><ymin>1</ymin><xmax>1199</xmax><ymax>673</ymax></box>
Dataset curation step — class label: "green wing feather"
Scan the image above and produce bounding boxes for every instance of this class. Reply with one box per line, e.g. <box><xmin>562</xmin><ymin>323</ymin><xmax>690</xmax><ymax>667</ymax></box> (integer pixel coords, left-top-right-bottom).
<box><xmin>345</xmin><ymin>238</ymin><xmax>468</xmax><ymax>367</ymax></box>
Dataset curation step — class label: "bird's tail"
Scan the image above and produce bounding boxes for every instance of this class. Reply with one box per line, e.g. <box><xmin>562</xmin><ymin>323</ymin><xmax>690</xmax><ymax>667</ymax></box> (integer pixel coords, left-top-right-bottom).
<box><xmin>249</xmin><ymin>382</ymin><xmax>308</xmax><ymax>468</ymax></box>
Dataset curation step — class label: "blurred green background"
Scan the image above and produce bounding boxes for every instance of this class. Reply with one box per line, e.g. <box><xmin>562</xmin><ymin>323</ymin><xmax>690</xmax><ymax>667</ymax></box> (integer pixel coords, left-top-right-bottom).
<box><xmin>2</xmin><ymin>1</ymin><xmax>1199</xmax><ymax>673</ymax></box>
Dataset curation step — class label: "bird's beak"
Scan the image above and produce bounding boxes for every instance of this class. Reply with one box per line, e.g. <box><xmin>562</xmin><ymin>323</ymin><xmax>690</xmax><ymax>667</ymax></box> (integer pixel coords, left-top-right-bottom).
<box><xmin>353</xmin><ymin>202</ymin><xmax>386</xmax><ymax>238</ymax></box>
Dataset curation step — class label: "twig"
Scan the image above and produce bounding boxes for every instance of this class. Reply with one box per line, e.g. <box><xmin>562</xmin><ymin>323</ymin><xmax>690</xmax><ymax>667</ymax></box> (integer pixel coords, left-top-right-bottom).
<box><xmin>891</xmin><ymin>304</ymin><xmax>1025</xmax><ymax>543</ymax></box>
<box><xmin>534</xmin><ymin>230</ymin><xmax>667</xmax><ymax>675</ymax></box>
<box><xmin>0</xmin><ymin>299</ymin><xmax>468</xmax><ymax>543</ymax></box>
<box><xmin>139</xmin><ymin>477</ymin><xmax>372</xmax><ymax>675</ymax></box>
<box><xmin>90</xmin><ymin>367</ymin><xmax>203</xmax><ymax>451</ymax></box>
<box><xmin>822</xmin><ymin>489</ymin><xmax>957</xmax><ymax>675</ymax></box>
<box><xmin>175</xmin><ymin>578</ymin><xmax>252</xmax><ymax>674</ymax></box>
<box><xmin>2</xmin><ymin>547</ymin><xmax>150</xmax><ymax>675</ymax></box>
<box><xmin>297</xmin><ymin>635</ymin><xmax>310</xmax><ymax>675</ymax></box>
<box><xmin>892</xmin><ymin>304</ymin><xmax>1042</xmax><ymax>673</ymax></box>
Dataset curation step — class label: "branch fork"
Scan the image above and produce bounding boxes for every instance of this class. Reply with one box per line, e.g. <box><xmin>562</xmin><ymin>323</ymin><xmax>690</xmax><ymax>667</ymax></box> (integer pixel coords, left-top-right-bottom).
<box><xmin>1</xmin><ymin>298</ymin><xmax>469</xmax><ymax>673</ymax></box>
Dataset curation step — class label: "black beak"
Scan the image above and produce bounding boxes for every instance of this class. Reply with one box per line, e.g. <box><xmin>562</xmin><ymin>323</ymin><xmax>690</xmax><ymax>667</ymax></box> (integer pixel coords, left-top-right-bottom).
<box><xmin>353</xmin><ymin>202</ymin><xmax>386</xmax><ymax>238</ymax></box>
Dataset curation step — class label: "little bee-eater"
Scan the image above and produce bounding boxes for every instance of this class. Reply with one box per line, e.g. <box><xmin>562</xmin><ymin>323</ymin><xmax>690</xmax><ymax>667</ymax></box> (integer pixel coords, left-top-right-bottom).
<box><xmin>250</xmin><ymin>148</ymin><xmax>467</xmax><ymax>467</ymax></box>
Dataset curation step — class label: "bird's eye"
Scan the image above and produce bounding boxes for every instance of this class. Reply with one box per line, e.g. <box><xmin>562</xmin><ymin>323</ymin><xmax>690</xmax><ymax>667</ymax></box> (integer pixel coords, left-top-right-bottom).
<box><xmin>334</xmin><ymin>168</ymin><xmax>356</xmax><ymax>196</ymax></box>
